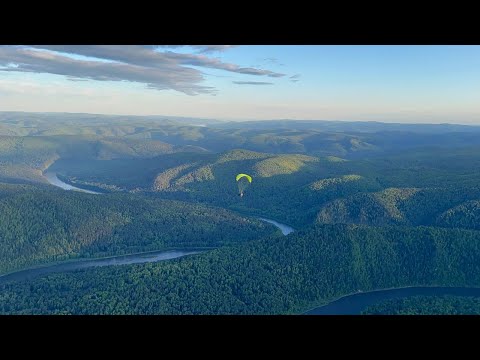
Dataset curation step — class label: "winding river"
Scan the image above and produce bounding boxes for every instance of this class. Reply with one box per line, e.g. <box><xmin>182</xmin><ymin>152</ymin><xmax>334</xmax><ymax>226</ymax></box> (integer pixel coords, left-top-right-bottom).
<box><xmin>304</xmin><ymin>286</ymin><xmax>480</xmax><ymax>315</ymax></box>
<box><xmin>40</xmin><ymin>170</ymin><xmax>480</xmax><ymax>315</ymax></box>
<box><xmin>43</xmin><ymin>170</ymin><xmax>295</xmax><ymax>235</ymax></box>
<box><xmin>258</xmin><ymin>218</ymin><xmax>294</xmax><ymax>235</ymax></box>
<box><xmin>0</xmin><ymin>250</ymin><xmax>201</xmax><ymax>285</ymax></box>
<box><xmin>6</xmin><ymin>171</ymin><xmax>293</xmax><ymax>287</ymax></box>
<box><xmin>44</xmin><ymin>171</ymin><xmax>101</xmax><ymax>194</ymax></box>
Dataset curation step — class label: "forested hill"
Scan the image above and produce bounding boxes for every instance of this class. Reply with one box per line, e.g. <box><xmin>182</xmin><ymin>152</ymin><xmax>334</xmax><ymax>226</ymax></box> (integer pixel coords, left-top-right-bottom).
<box><xmin>3</xmin><ymin>112</ymin><xmax>480</xmax><ymax>167</ymax></box>
<box><xmin>0</xmin><ymin>183</ymin><xmax>278</xmax><ymax>274</ymax></box>
<box><xmin>2</xmin><ymin>224</ymin><xmax>480</xmax><ymax>314</ymax></box>
<box><xmin>4</xmin><ymin>112</ymin><xmax>480</xmax><ymax>315</ymax></box>
<box><xmin>0</xmin><ymin>135</ymin><xmax>181</xmax><ymax>184</ymax></box>
<box><xmin>52</xmin><ymin>146</ymin><xmax>480</xmax><ymax>229</ymax></box>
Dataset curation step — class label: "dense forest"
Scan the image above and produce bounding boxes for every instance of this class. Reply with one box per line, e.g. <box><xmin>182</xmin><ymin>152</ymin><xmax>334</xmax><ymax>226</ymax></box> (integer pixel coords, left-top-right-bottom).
<box><xmin>363</xmin><ymin>295</ymin><xmax>480</xmax><ymax>315</ymax></box>
<box><xmin>2</xmin><ymin>224</ymin><xmax>480</xmax><ymax>314</ymax></box>
<box><xmin>43</xmin><ymin>142</ymin><xmax>480</xmax><ymax>229</ymax></box>
<box><xmin>0</xmin><ymin>183</ymin><xmax>277</xmax><ymax>274</ymax></box>
<box><xmin>3</xmin><ymin>112</ymin><xmax>480</xmax><ymax>314</ymax></box>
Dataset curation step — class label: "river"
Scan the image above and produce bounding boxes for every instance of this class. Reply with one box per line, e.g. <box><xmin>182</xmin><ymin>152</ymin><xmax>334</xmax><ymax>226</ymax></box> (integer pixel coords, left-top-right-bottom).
<box><xmin>43</xmin><ymin>169</ymin><xmax>295</xmax><ymax>235</ymax></box>
<box><xmin>44</xmin><ymin>171</ymin><xmax>101</xmax><ymax>194</ymax></box>
<box><xmin>258</xmin><ymin>218</ymin><xmax>294</xmax><ymax>235</ymax></box>
<box><xmin>15</xmin><ymin>171</ymin><xmax>479</xmax><ymax>313</ymax></box>
<box><xmin>33</xmin><ymin>171</ymin><xmax>293</xmax><ymax>280</ymax></box>
<box><xmin>304</xmin><ymin>286</ymin><xmax>480</xmax><ymax>315</ymax></box>
<box><xmin>41</xmin><ymin>171</ymin><xmax>480</xmax><ymax>315</ymax></box>
<box><xmin>0</xmin><ymin>250</ymin><xmax>202</xmax><ymax>285</ymax></box>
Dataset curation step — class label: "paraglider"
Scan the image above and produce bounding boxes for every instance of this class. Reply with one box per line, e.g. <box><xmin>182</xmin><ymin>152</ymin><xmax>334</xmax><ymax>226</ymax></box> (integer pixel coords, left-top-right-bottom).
<box><xmin>236</xmin><ymin>173</ymin><xmax>252</xmax><ymax>197</ymax></box>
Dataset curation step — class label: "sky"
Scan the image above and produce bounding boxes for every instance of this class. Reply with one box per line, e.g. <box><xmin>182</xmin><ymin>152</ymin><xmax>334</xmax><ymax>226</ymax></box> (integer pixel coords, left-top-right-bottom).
<box><xmin>0</xmin><ymin>45</ymin><xmax>479</xmax><ymax>124</ymax></box>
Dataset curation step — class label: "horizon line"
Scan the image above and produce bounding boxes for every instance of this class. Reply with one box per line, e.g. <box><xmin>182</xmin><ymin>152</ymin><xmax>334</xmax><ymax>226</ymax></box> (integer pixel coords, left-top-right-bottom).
<box><xmin>0</xmin><ymin>110</ymin><xmax>479</xmax><ymax>127</ymax></box>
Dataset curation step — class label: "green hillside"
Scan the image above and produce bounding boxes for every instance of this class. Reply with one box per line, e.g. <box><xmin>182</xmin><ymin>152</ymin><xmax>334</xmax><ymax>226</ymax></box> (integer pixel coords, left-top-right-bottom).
<box><xmin>4</xmin><ymin>112</ymin><xmax>480</xmax><ymax>314</ymax></box>
<box><xmin>0</xmin><ymin>135</ymin><xmax>180</xmax><ymax>184</ymax></box>
<box><xmin>316</xmin><ymin>186</ymin><xmax>480</xmax><ymax>230</ymax></box>
<box><xmin>436</xmin><ymin>200</ymin><xmax>480</xmax><ymax>230</ymax></box>
<box><xmin>0</xmin><ymin>183</ymin><xmax>277</xmax><ymax>274</ymax></box>
<box><xmin>2</xmin><ymin>224</ymin><xmax>480</xmax><ymax>314</ymax></box>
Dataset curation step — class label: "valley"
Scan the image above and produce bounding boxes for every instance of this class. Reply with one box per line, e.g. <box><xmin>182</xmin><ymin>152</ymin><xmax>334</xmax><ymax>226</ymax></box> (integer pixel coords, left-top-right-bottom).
<box><xmin>2</xmin><ymin>112</ymin><xmax>480</xmax><ymax>314</ymax></box>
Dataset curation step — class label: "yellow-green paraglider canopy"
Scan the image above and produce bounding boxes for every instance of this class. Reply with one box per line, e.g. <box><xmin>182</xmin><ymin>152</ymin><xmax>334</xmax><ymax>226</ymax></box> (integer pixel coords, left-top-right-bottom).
<box><xmin>236</xmin><ymin>173</ymin><xmax>252</xmax><ymax>183</ymax></box>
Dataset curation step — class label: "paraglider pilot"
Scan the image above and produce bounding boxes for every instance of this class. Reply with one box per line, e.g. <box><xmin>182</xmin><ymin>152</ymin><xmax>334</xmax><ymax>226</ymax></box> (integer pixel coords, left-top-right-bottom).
<box><xmin>236</xmin><ymin>174</ymin><xmax>252</xmax><ymax>199</ymax></box>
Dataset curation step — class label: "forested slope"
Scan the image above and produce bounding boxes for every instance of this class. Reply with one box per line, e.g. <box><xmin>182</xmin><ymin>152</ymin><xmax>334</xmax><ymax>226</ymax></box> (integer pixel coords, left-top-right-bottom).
<box><xmin>0</xmin><ymin>183</ymin><xmax>277</xmax><ymax>274</ymax></box>
<box><xmin>3</xmin><ymin>224</ymin><xmax>480</xmax><ymax>314</ymax></box>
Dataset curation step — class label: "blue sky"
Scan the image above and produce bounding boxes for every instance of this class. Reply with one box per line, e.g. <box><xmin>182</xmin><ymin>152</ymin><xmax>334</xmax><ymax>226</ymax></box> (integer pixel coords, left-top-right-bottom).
<box><xmin>0</xmin><ymin>45</ymin><xmax>479</xmax><ymax>123</ymax></box>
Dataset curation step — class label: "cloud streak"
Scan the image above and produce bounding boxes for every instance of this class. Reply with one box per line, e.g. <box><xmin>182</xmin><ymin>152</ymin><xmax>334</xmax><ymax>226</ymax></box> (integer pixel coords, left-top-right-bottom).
<box><xmin>0</xmin><ymin>46</ymin><xmax>213</xmax><ymax>95</ymax></box>
<box><xmin>0</xmin><ymin>45</ymin><xmax>286</xmax><ymax>95</ymax></box>
<box><xmin>156</xmin><ymin>45</ymin><xmax>237</xmax><ymax>53</ymax></box>
<box><xmin>29</xmin><ymin>46</ymin><xmax>285</xmax><ymax>77</ymax></box>
<box><xmin>233</xmin><ymin>81</ymin><xmax>274</xmax><ymax>85</ymax></box>
<box><xmin>191</xmin><ymin>45</ymin><xmax>238</xmax><ymax>53</ymax></box>
<box><xmin>290</xmin><ymin>74</ymin><xmax>301</xmax><ymax>82</ymax></box>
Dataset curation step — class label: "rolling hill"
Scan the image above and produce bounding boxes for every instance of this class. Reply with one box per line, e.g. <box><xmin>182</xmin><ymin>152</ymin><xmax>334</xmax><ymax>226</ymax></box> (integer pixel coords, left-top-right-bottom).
<box><xmin>3</xmin><ymin>223</ymin><xmax>480</xmax><ymax>314</ymax></box>
<box><xmin>0</xmin><ymin>183</ymin><xmax>278</xmax><ymax>274</ymax></box>
<box><xmin>4</xmin><ymin>112</ymin><xmax>480</xmax><ymax>314</ymax></box>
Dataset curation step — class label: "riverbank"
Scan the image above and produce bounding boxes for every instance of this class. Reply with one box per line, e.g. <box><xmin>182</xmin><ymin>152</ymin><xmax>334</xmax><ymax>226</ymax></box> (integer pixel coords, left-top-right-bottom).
<box><xmin>0</xmin><ymin>246</ymin><xmax>217</xmax><ymax>278</ymax></box>
<box><xmin>258</xmin><ymin>217</ymin><xmax>294</xmax><ymax>235</ymax></box>
<box><xmin>43</xmin><ymin>171</ymin><xmax>102</xmax><ymax>194</ymax></box>
<box><xmin>43</xmin><ymin>168</ymin><xmax>295</xmax><ymax>236</ymax></box>
<box><xmin>0</xmin><ymin>248</ymin><xmax>207</xmax><ymax>285</ymax></box>
<box><xmin>302</xmin><ymin>285</ymin><xmax>480</xmax><ymax>315</ymax></box>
